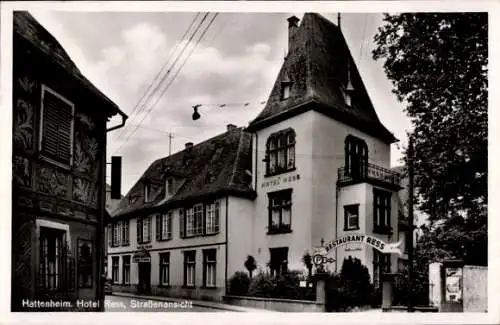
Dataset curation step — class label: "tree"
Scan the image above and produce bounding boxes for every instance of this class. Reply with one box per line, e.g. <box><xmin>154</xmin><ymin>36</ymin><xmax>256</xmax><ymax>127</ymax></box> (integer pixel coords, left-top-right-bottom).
<box><xmin>244</xmin><ymin>255</ymin><xmax>257</xmax><ymax>278</ymax></box>
<box><xmin>301</xmin><ymin>252</ymin><xmax>313</xmax><ymax>287</ymax></box>
<box><xmin>373</xmin><ymin>13</ymin><xmax>487</xmax><ymax>266</ymax></box>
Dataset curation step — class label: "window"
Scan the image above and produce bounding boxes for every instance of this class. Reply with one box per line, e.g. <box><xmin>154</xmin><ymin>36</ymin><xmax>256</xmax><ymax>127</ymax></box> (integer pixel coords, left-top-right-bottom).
<box><xmin>159</xmin><ymin>252</ymin><xmax>170</xmax><ymax>286</ymax></box>
<box><xmin>344</xmin><ymin>204</ymin><xmax>360</xmax><ymax>231</ymax></box>
<box><xmin>184</xmin><ymin>251</ymin><xmax>196</xmax><ymax>287</ymax></box>
<box><xmin>112</xmin><ymin>222</ymin><xmax>121</xmax><ymax>247</ymax></box>
<box><xmin>122</xmin><ymin>255</ymin><xmax>131</xmax><ymax>285</ymax></box>
<box><xmin>203</xmin><ymin>249</ymin><xmax>216</xmax><ymax>288</ymax></box>
<box><xmin>205</xmin><ymin>201</ymin><xmax>220</xmax><ymax>234</ymax></box>
<box><xmin>373</xmin><ymin>189</ymin><xmax>391</xmax><ymax>233</ymax></box>
<box><xmin>39</xmin><ymin>85</ymin><xmax>74</xmax><ymax>166</ymax></box>
<box><xmin>112</xmin><ymin>256</ymin><xmax>119</xmax><ymax>284</ymax></box>
<box><xmin>77</xmin><ymin>239</ymin><xmax>93</xmax><ymax>288</ymax></box>
<box><xmin>166</xmin><ymin>178</ymin><xmax>173</xmax><ymax>195</ymax></box>
<box><xmin>373</xmin><ymin>249</ymin><xmax>391</xmax><ymax>287</ymax></box>
<box><xmin>156</xmin><ymin>212</ymin><xmax>172</xmax><ymax>241</ymax></box>
<box><xmin>265</xmin><ymin>129</ymin><xmax>296</xmax><ymax>175</ymax></box>
<box><xmin>185</xmin><ymin>207</ymin><xmax>195</xmax><ymax>237</ymax></box>
<box><xmin>344</xmin><ymin>135</ymin><xmax>368</xmax><ymax>180</ymax></box>
<box><xmin>268</xmin><ymin>190</ymin><xmax>292</xmax><ymax>234</ymax></box>
<box><xmin>269</xmin><ymin>247</ymin><xmax>288</xmax><ymax>276</ymax></box>
<box><xmin>39</xmin><ymin>227</ymin><xmax>66</xmax><ymax>291</ymax></box>
<box><xmin>281</xmin><ymin>82</ymin><xmax>291</xmax><ymax>100</ymax></box>
<box><xmin>144</xmin><ymin>183</ymin><xmax>151</xmax><ymax>203</ymax></box>
<box><xmin>194</xmin><ymin>204</ymin><xmax>204</xmax><ymax>236</ymax></box>
<box><xmin>137</xmin><ymin>216</ymin><xmax>152</xmax><ymax>244</ymax></box>
<box><xmin>121</xmin><ymin>220</ymin><xmax>129</xmax><ymax>246</ymax></box>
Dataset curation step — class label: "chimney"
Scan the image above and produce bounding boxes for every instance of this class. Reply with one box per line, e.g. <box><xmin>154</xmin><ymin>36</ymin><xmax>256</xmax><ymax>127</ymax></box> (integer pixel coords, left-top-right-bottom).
<box><xmin>185</xmin><ymin>142</ymin><xmax>193</xmax><ymax>149</ymax></box>
<box><xmin>287</xmin><ymin>16</ymin><xmax>300</xmax><ymax>52</ymax></box>
<box><xmin>227</xmin><ymin>124</ymin><xmax>237</xmax><ymax>132</ymax></box>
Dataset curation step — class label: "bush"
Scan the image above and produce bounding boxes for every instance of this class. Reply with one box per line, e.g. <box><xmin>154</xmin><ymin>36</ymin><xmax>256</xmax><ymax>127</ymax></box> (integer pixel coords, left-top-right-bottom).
<box><xmin>248</xmin><ymin>272</ymin><xmax>276</xmax><ymax>298</ymax></box>
<box><xmin>324</xmin><ymin>257</ymin><xmax>375</xmax><ymax>311</ymax></box>
<box><xmin>274</xmin><ymin>270</ymin><xmax>301</xmax><ymax>299</ymax></box>
<box><xmin>228</xmin><ymin>271</ymin><xmax>251</xmax><ymax>296</ymax></box>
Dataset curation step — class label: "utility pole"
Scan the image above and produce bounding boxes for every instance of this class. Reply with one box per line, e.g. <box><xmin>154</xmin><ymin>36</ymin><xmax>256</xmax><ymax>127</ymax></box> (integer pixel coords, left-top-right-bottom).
<box><xmin>168</xmin><ymin>133</ymin><xmax>173</xmax><ymax>155</ymax></box>
<box><xmin>407</xmin><ymin>135</ymin><xmax>415</xmax><ymax>312</ymax></box>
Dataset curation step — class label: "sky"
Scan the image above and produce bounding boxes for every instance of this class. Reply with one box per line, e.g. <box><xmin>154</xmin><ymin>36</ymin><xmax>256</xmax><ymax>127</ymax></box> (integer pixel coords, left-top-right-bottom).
<box><xmin>28</xmin><ymin>10</ymin><xmax>413</xmax><ymax>194</ymax></box>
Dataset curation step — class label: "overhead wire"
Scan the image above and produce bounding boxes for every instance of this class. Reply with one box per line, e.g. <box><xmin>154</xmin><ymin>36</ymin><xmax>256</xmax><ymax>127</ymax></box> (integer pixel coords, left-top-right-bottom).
<box><xmin>113</xmin><ymin>13</ymin><xmax>217</xmax><ymax>155</ymax></box>
<box><xmin>113</xmin><ymin>12</ymin><xmax>202</xmax><ymax>140</ymax></box>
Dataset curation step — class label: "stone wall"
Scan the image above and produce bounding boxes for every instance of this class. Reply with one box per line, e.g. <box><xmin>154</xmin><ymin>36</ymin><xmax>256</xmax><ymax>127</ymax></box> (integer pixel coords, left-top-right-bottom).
<box><xmin>224</xmin><ymin>295</ymin><xmax>324</xmax><ymax>312</ymax></box>
<box><xmin>463</xmin><ymin>265</ymin><xmax>487</xmax><ymax>312</ymax></box>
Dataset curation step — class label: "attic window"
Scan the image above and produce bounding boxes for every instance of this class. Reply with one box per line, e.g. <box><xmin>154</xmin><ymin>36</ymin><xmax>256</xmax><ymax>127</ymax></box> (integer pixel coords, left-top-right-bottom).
<box><xmin>205</xmin><ymin>172</ymin><xmax>216</xmax><ymax>184</ymax></box>
<box><xmin>144</xmin><ymin>183</ymin><xmax>151</xmax><ymax>203</ymax></box>
<box><xmin>166</xmin><ymin>178</ymin><xmax>173</xmax><ymax>195</ymax></box>
<box><xmin>281</xmin><ymin>82</ymin><xmax>292</xmax><ymax>100</ymax></box>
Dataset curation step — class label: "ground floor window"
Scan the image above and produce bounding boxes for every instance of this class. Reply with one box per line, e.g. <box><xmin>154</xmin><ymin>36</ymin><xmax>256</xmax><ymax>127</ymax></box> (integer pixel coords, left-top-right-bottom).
<box><xmin>39</xmin><ymin>227</ymin><xmax>66</xmax><ymax>291</ymax></box>
<box><xmin>122</xmin><ymin>255</ymin><xmax>131</xmax><ymax>285</ymax></box>
<box><xmin>112</xmin><ymin>256</ymin><xmax>119</xmax><ymax>284</ymax></box>
<box><xmin>373</xmin><ymin>249</ymin><xmax>391</xmax><ymax>287</ymax></box>
<box><xmin>184</xmin><ymin>251</ymin><xmax>196</xmax><ymax>287</ymax></box>
<box><xmin>203</xmin><ymin>249</ymin><xmax>216</xmax><ymax>288</ymax></box>
<box><xmin>77</xmin><ymin>239</ymin><xmax>93</xmax><ymax>288</ymax></box>
<box><xmin>269</xmin><ymin>247</ymin><xmax>288</xmax><ymax>276</ymax></box>
<box><xmin>160</xmin><ymin>252</ymin><xmax>170</xmax><ymax>286</ymax></box>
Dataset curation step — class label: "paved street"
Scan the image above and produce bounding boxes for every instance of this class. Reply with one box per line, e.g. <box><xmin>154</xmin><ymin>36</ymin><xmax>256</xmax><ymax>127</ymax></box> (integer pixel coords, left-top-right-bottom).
<box><xmin>105</xmin><ymin>295</ymin><xmax>222</xmax><ymax>312</ymax></box>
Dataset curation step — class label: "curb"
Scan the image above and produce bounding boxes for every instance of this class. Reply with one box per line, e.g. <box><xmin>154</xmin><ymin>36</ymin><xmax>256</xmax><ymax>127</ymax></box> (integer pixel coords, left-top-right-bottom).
<box><xmin>109</xmin><ymin>292</ymin><xmax>268</xmax><ymax>312</ymax></box>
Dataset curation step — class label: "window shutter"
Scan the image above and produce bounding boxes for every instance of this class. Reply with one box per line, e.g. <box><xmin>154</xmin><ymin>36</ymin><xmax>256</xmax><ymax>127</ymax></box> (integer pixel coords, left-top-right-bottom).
<box><xmin>137</xmin><ymin>218</ymin><xmax>142</xmax><ymax>244</ymax></box>
<box><xmin>42</xmin><ymin>91</ymin><xmax>73</xmax><ymax>164</ymax></box>
<box><xmin>179</xmin><ymin>209</ymin><xmax>184</xmax><ymax>238</ymax></box>
<box><xmin>215</xmin><ymin>201</ymin><xmax>220</xmax><ymax>232</ymax></box>
<box><xmin>156</xmin><ymin>214</ymin><xmax>161</xmax><ymax>241</ymax></box>
<box><xmin>168</xmin><ymin>212</ymin><xmax>173</xmax><ymax>238</ymax></box>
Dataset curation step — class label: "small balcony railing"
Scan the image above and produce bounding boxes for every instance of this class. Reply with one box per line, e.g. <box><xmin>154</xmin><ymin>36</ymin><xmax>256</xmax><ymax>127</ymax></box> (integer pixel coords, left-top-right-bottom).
<box><xmin>337</xmin><ymin>163</ymin><xmax>401</xmax><ymax>189</ymax></box>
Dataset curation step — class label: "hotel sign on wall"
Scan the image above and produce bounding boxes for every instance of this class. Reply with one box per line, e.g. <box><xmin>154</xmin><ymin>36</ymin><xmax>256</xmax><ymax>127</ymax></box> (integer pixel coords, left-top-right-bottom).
<box><xmin>261</xmin><ymin>173</ymin><xmax>301</xmax><ymax>188</ymax></box>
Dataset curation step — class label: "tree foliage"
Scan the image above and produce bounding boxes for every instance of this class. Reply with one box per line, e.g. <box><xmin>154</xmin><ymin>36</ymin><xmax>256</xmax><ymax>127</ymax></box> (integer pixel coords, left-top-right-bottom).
<box><xmin>373</xmin><ymin>13</ymin><xmax>487</xmax><ymax>265</ymax></box>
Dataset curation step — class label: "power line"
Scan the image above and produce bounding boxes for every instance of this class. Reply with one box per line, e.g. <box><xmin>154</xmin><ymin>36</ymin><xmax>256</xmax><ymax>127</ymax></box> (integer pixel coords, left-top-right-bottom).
<box><xmin>116</xmin><ymin>13</ymin><xmax>210</xmax><ymax>144</ymax></box>
<box><xmin>359</xmin><ymin>13</ymin><xmax>369</xmax><ymax>62</ymax></box>
<box><xmin>113</xmin><ymin>13</ymin><xmax>216</xmax><ymax>155</ymax></box>
<box><xmin>114</xmin><ymin>12</ymin><xmax>202</xmax><ymax>140</ymax></box>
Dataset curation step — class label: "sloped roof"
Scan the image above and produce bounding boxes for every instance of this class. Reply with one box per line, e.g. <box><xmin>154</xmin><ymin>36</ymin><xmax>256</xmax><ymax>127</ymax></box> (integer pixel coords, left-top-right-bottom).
<box><xmin>248</xmin><ymin>13</ymin><xmax>397</xmax><ymax>144</ymax></box>
<box><xmin>112</xmin><ymin>127</ymin><xmax>255</xmax><ymax>218</ymax></box>
<box><xmin>13</xmin><ymin>11</ymin><xmax>123</xmax><ymax>118</ymax></box>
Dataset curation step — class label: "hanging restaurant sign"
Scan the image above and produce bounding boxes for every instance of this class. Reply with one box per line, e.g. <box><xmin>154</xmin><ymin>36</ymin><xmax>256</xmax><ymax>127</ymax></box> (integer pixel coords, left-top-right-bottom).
<box><xmin>322</xmin><ymin>234</ymin><xmax>402</xmax><ymax>255</ymax></box>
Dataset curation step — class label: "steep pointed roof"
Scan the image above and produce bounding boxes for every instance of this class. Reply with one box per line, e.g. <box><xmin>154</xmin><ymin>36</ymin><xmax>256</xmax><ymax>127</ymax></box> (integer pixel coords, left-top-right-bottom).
<box><xmin>112</xmin><ymin>127</ymin><xmax>255</xmax><ymax>218</ymax></box>
<box><xmin>248</xmin><ymin>13</ymin><xmax>397</xmax><ymax>144</ymax></box>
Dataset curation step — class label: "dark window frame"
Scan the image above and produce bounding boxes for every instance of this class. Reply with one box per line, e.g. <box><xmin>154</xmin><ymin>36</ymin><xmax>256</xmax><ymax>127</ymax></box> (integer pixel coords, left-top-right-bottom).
<box><xmin>122</xmin><ymin>255</ymin><xmax>131</xmax><ymax>285</ymax></box>
<box><xmin>182</xmin><ymin>200</ymin><xmax>221</xmax><ymax>239</ymax></box>
<box><xmin>203</xmin><ymin>249</ymin><xmax>217</xmax><ymax>288</ymax></box>
<box><xmin>373</xmin><ymin>188</ymin><xmax>392</xmax><ymax>233</ymax></box>
<box><xmin>39</xmin><ymin>227</ymin><xmax>67</xmax><ymax>292</ymax></box>
<box><xmin>111</xmin><ymin>222</ymin><xmax>121</xmax><ymax>247</ymax></box>
<box><xmin>159</xmin><ymin>252</ymin><xmax>170</xmax><ymax>287</ymax></box>
<box><xmin>269</xmin><ymin>247</ymin><xmax>288</xmax><ymax>277</ymax></box>
<box><xmin>77</xmin><ymin>239</ymin><xmax>93</xmax><ymax>289</ymax></box>
<box><xmin>344</xmin><ymin>135</ymin><xmax>368</xmax><ymax>180</ymax></box>
<box><xmin>183</xmin><ymin>250</ymin><xmax>196</xmax><ymax>288</ymax></box>
<box><xmin>156</xmin><ymin>212</ymin><xmax>173</xmax><ymax>241</ymax></box>
<box><xmin>280</xmin><ymin>81</ymin><xmax>293</xmax><ymax>100</ymax></box>
<box><xmin>267</xmin><ymin>189</ymin><xmax>293</xmax><ymax>234</ymax></box>
<box><xmin>121</xmin><ymin>220</ymin><xmax>130</xmax><ymax>246</ymax></box>
<box><xmin>265</xmin><ymin>129</ymin><xmax>296</xmax><ymax>177</ymax></box>
<box><xmin>344</xmin><ymin>204</ymin><xmax>360</xmax><ymax>231</ymax></box>
<box><xmin>373</xmin><ymin>249</ymin><xmax>391</xmax><ymax>287</ymax></box>
<box><xmin>137</xmin><ymin>216</ymin><xmax>152</xmax><ymax>244</ymax></box>
<box><xmin>111</xmin><ymin>256</ymin><xmax>119</xmax><ymax>284</ymax></box>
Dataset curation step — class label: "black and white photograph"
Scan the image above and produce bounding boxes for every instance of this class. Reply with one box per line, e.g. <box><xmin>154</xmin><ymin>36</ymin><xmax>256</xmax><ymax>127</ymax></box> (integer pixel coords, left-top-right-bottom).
<box><xmin>1</xmin><ymin>0</ymin><xmax>497</xmax><ymax>323</ymax></box>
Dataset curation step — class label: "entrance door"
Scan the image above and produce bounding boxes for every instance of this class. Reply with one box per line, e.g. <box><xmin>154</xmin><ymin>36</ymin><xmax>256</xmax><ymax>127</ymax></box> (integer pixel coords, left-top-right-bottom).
<box><xmin>138</xmin><ymin>262</ymin><xmax>151</xmax><ymax>294</ymax></box>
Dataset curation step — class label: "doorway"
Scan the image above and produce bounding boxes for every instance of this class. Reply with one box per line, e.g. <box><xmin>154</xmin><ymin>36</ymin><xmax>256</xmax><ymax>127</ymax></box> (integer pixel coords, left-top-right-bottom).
<box><xmin>138</xmin><ymin>262</ymin><xmax>151</xmax><ymax>294</ymax></box>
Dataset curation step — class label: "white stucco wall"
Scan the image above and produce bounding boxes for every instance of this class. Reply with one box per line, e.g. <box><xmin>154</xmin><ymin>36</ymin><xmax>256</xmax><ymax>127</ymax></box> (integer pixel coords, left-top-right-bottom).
<box><xmin>252</xmin><ymin>111</ymin><xmax>315</xmax><ymax>274</ymax></box>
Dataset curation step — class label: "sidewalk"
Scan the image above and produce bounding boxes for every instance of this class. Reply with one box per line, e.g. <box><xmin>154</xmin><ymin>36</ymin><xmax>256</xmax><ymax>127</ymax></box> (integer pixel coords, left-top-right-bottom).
<box><xmin>110</xmin><ymin>291</ymin><xmax>275</xmax><ymax>312</ymax></box>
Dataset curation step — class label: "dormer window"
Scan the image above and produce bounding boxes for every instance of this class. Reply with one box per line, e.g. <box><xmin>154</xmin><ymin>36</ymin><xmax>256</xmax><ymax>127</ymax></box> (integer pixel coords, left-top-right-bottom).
<box><xmin>280</xmin><ymin>82</ymin><xmax>292</xmax><ymax>100</ymax></box>
<box><xmin>144</xmin><ymin>183</ymin><xmax>151</xmax><ymax>203</ymax></box>
<box><xmin>166</xmin><ymin>178</ymin><xmax>173</xmax><ymax>196</ymax></box>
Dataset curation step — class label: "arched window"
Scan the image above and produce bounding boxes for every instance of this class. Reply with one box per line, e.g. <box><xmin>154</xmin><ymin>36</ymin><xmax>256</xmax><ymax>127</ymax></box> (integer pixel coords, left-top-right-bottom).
<box><xmin>266</xmin><ymin>129</ymin><xmax>296</xmax><ymax>175</ymax></box>
<box><xmin>344</xmin><ymin>135</ymin><xmax>368</xmax><ymax>179</ymax></box>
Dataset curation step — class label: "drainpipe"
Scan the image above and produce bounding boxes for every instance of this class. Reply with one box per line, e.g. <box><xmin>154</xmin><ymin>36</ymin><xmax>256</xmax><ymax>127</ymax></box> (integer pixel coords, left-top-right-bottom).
<box><xmin>225</xmin><ymin>196</ymin><xmax>229</xmax><ymax>295</ymax></box>
<box><xmin>335</xmin><ymin>186</ymin><xmax>339</xmax><ymax>273</ymax></box>
<box><xmin>98</xmin><ymin>109</ymin><xmax>128</xmax><ymax>311</ymax></box>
